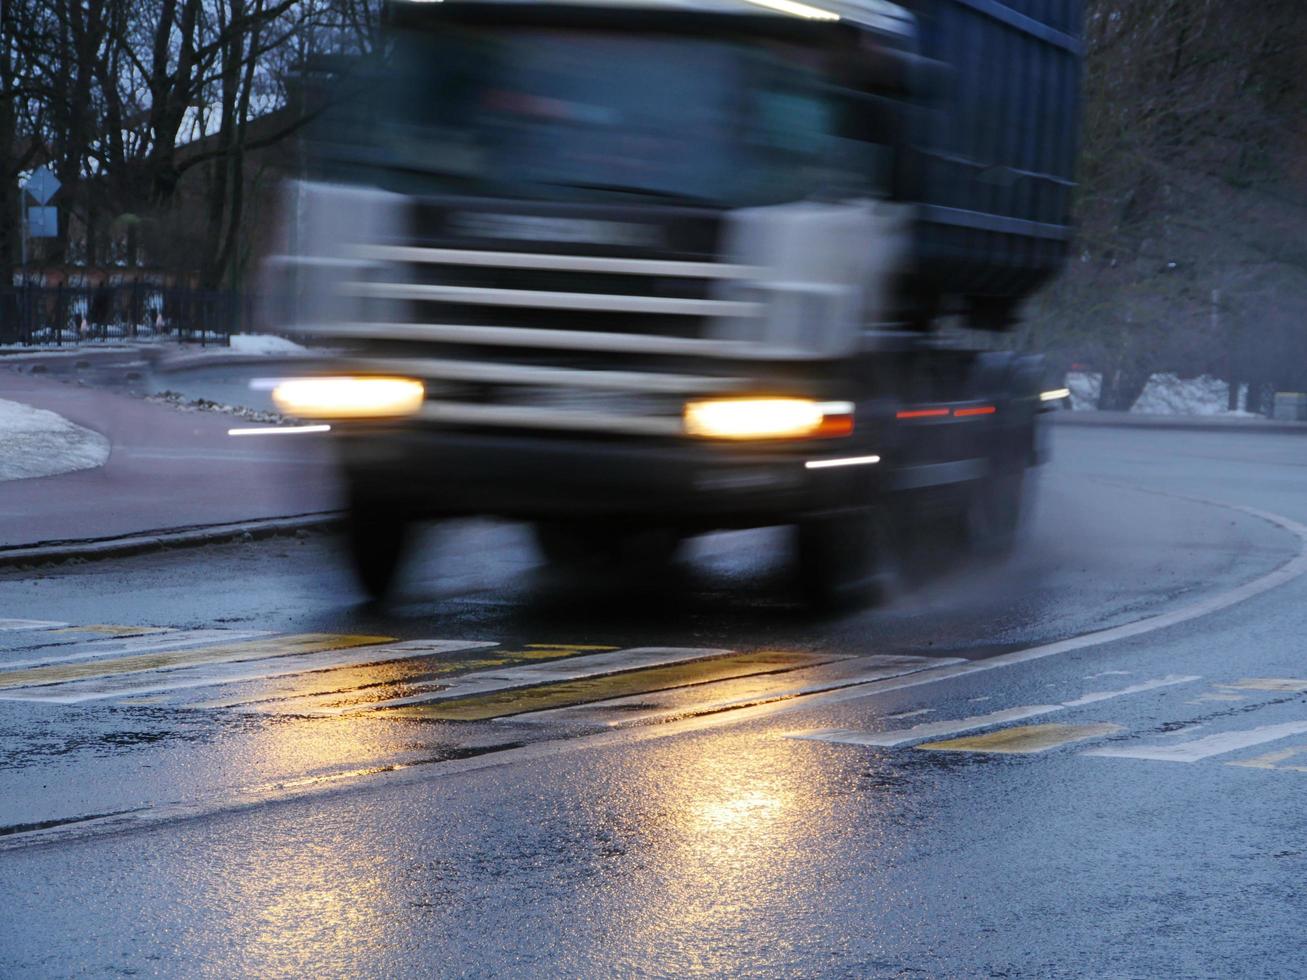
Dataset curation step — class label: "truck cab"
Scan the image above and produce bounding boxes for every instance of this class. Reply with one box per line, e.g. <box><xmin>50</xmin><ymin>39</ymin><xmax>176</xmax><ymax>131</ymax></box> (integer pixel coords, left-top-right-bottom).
<box><xmin>265</xmin><ymin>0</ymin><xmax>1079</xmax><ymax>606</ymax></box>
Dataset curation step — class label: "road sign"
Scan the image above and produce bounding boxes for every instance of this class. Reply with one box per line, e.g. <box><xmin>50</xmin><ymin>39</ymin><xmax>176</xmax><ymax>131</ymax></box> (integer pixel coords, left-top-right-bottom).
<box><xmin>21</xmin><ymin>166</ymin><xmax>60</xmax><ymax>206</ymax></box>
<box><xmin>27</xmin><ymin>206</ymin><xmax>58</xmax><ymax>238</ymax></box>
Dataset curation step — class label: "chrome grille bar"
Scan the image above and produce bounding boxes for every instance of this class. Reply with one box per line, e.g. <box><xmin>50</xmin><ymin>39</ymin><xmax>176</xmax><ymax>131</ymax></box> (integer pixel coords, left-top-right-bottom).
<box><xmin>343</xmin><ymin>281</ymin><xmax>760</xmax><ymax>317</ymax></box>
<box><xmin>348</xmin><ymin>357</ymin><xmax>747</xmax><ymax>394</ymax></box>
<box><xmin>305</xmin><ymin>322</ymin><xmax>814</xmax><ymax>361</ymax></box>
<box><xmin>354</xmin><ymin>245</ymin><xmax>760</xmax><ymax>279</ymax></box>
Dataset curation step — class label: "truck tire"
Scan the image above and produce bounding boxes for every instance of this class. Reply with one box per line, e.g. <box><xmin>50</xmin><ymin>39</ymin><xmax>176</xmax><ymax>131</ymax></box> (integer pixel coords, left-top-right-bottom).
<box><xmin>966</xmin><ymin>470</ymin><xmax>1024</xmax><ymax>558</ymax></box>
<box><xmin>795</xmin><ymin>508</ymin><xmax>891</xmax><ymax>611</ymax></box>
<box><xmin>347</xmin><ymin>494</ymin><xmax>411</xmax><ymax>601</ymax></box>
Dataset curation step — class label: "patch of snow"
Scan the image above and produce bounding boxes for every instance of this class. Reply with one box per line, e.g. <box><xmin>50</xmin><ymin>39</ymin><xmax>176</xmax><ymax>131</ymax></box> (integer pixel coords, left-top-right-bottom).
<box><xmin>1131</xmin><ymin>374</ymin><xmax>1250</xmax><ymax>416</ymax></box>
<box><xmin>1064</xmin><ymin>371</ymin><xmax>1256</xmax><ymax>416</ymax></box>
<box><xmin>0</xmin><ymin>399</ymin><xmax>111</xmax><ymax>482</ymax></box>
<box><xmin>228</xmin><ymin>333</ymin><xmax>307</xmax><ymax>355</ymax></box>
<box><xmin>1066</xmin><ymin>372</ymin><xmax>1101</xmax><ymax>411</ymax></box>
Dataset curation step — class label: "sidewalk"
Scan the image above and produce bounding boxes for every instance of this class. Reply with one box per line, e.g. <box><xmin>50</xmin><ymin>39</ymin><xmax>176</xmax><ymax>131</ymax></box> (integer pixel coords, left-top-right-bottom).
<box><xmin>0</xmin><ymin>370</ymin><xmax>339</xmax><ymax>550</ymax></box>
<box><xmin>1050</xmin><ymin>409</ymin><xmax>1307</xmax><ymax>435</ymax></box>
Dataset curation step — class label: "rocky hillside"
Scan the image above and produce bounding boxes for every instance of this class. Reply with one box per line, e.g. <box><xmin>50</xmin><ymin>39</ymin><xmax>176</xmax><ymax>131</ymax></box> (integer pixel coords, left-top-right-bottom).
<box><xmin>1022</xmin><ymin>0</ymin><xmax>1307</xmax><ymax>409</ymax></box>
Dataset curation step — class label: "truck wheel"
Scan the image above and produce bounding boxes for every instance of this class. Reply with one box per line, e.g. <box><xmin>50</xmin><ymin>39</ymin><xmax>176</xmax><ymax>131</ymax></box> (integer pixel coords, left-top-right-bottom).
<box><xmin>533</xmin><ymin>522</ymin><xmax>681</xmax><ymax>571</ymax></box>
<box><xmin>347</xmin><ymin>494</ymin><xmax>411</xmax><ymax>601</ymax></box>
<box><xmin>795</xmin><ymin>508</ymin><xmax>891</xmax><ymax>611</ymax></box>
<box><xmin>967</xmin><ymin>471</ymin><xmax>1024</xmax><ymax>558</ymax></box>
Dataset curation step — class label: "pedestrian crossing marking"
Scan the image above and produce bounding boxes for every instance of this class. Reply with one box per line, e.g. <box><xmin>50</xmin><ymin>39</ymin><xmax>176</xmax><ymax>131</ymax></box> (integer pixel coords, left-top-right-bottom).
<box><xmin>50</xmin><ymin>625</ymin><xmax>170</xmax><ymax>637</ymax></box>
<box><xmin>0</xmin><ymin>640</ymin><xmax>495</xmax><ymax>704</ymax></box>
<box><xmin>0</xmin><ymin>633</ymin><xmax>393</xmax><ymax>690</ymax></box>
<box><xmin>505</xmin><ymin>654</ymin><xmax>942</xmax><ymax>728</ymax></box>
<box><xmin>194</xmin><ymin>650</ymin><xmax>586</xmax><ymax>711</ymax></box>
<box><xmin>1083</xmin><ymin>720</ymin><xmax>1307</xmax><ymax>763</ymax></box>
<box><xmin>2</xmin><ymin>630</ymin><xmax>270</xmax><ymax>670</ymax></box>
<box><xmin>917</xmin><ymin>723</ymin><xmax>1123</xmax><ymax>755</ymax></box>
<box><xmin>1227</xmin><ymin>745</ymin><xmax>1307</xmax><ymax>772</ymax></box>
<box><xmin>381</xmin><ymin>650</ymin><xmax>821</xmax><ymax>722</ymax></box>
<box><xmin>1225</xmin><ymin>678</ymin><xmax>1307</xmax><ymax>693</ymax></box>
<box><xmin>0</xmin><ymin>619</ymin><xmax>66</xmax><ymax>631</ymax></box>
<box><xmin>789</xmin><ymin>676</ymin><xmax>1198</xmax><ymax>748</ymax></box>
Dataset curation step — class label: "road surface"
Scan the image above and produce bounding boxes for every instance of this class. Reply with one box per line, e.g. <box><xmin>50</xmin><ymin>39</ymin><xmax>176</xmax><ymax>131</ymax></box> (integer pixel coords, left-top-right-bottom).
<box><xmin>1</xmin><ymin>423</ymin><xmax>1305</xmax><ymax>977</ymax></box>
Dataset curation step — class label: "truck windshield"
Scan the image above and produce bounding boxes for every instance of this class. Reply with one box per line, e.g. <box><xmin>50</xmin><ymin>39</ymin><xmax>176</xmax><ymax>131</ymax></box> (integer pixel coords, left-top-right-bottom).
<box><xmin>351</xmin><ymin>27</ymin><xmax>884</xmax><ymax>207</ymax></box>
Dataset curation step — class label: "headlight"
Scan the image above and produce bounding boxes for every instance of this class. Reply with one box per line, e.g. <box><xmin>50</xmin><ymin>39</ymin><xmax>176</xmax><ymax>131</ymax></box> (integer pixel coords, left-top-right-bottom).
<box><xmin>683</xmin><ymin>397</ymin><xmax>853</xmax><ymax>440</ymax></box>
<box><xmin>271</xmin><ymin>376</ymin><xmax>425</xmax><ymax>420</ymax></box>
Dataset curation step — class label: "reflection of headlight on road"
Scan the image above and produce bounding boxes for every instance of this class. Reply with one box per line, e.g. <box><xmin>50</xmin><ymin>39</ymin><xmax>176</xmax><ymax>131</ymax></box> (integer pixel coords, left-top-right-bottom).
<box><xmin>271</xmin><ymin>376</ymin><xmax>425</xmax><ymax>420</ymax></box>
<box><xmin>683</xmin><ymin>397</ymin><xmax>853</xmax><ymax>440</ymax></box>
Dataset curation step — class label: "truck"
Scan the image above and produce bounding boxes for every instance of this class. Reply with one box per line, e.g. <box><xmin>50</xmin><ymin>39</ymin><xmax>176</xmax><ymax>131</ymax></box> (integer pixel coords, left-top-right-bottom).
<box><xmin>264</xmin><ymin>0</ymin><xmax>1084</xmax><ymax>607</ymax></box>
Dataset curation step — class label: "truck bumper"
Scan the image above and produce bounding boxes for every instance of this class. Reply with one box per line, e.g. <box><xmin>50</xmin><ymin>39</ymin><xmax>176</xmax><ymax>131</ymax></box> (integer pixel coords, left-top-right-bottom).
<box><xmin>336</xmin><ymin>427</ymin><xmax>886</xmax><ymax>529</ymax></box>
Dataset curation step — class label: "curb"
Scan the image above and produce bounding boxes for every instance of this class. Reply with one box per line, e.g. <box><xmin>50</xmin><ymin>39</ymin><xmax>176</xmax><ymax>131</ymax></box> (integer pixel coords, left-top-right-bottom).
<box><xmin>0</xmin><ymin>511</ymin><xmax>344</xmax><ymax>569</ymax></box>
<box><xmin>1048</xmin><ymin>411</ymin><xmax>1307</xmax><ymax>436</ymax></box>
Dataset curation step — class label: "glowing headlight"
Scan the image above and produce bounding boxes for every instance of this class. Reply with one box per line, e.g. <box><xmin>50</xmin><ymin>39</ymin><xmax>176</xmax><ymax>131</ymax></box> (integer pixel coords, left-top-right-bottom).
<box><xmin>683</xmin><ymin>397</ymin><xmax>853</xmax><ymax>440</ymax></box>
<box><xmin>271</xmin><ymin>376</ymin><xmax>425</xmax><ymax>420</ymax></box>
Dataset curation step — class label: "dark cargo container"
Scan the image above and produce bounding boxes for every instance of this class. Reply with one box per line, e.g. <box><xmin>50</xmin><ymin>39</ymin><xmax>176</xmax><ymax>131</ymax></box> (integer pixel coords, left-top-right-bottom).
<box><xmin>900</xmin><ymin>0</ymin><xmax>1084</xmax><ymax>328</ymax></box>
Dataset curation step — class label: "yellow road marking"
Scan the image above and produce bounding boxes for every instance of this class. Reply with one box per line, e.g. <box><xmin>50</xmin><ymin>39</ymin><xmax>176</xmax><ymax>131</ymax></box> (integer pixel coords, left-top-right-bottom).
<box><xmin>50</xmin><ymin>625</ymin><xmax>170</xmax><ymax>636</ymax></box>
<box><xmin>511</xmin><ymin>645</ymin><xmax>619</xmax><ymax>660</ymax></box>
<box><xmin>381</xmin><ymin>651</ymin><xmax>824</xmax><ymax>722</ymax></box>
<box><xmin>1227</xmin><ymin>745</ymin><xmax>1307</xmax><ymax>772</ymax></box>
<box><xmin>1224</xmin><ymin>678</ymin><xmax>1307</xmax><ymax>693</ymax></box>
<box><xmin>917</xmin><ymin>723</ymin><xmax>1124</xmax><ymax>754</ymax></box>
<box><xmin>0</xmin><ymin>633</ymin><xmax>393</xmax><ymax>689</ymax></box>
<box><xmin>206</xmin><ymin>646</ymin><xmax>589</xmax><ymax>711</ymax></box>
<box><xmin>525</xmin><ymin>644</ymin><xmax>618</xmax><ymax>651</ymax></box>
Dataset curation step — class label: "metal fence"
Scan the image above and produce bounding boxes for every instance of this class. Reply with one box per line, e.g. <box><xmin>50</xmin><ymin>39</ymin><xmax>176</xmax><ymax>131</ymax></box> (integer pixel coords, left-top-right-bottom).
<box><xmin>0</xmin><ymin>284</ymin><xmax>249</xmax><ymax>347</ymax></box>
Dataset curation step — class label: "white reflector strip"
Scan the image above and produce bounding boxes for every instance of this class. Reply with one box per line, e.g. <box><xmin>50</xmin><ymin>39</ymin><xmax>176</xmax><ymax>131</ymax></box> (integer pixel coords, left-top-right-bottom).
<box><xmin>805</xmin><ymin>455</ymin><xmax>882</xmax><ymax>470</ymax></box>
<box><xmin>228</xmin><ymin>425</ymin><xmax>332</xmax><ymax>436</ymax></box>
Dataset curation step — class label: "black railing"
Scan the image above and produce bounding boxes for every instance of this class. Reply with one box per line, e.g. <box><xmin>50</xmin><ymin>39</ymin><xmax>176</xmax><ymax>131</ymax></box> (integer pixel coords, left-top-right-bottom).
<box><xmin>0</xmin><ymin>285</ymin><xmax>250</xmax><ymax>347</ymax></box>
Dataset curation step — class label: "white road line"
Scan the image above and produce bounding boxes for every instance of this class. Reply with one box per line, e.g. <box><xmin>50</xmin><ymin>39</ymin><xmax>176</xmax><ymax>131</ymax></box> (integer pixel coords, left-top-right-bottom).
<box><xmin>0</xmin><ymin>640</ymin><xmax>497</xmax><ymax>704</ymax></box>
<box><xmin>790</xmin><ymin>675</ymin><xmax>1200</xmax><ymax>748</ymax></box>
<box><xmin>1082</xmin><ymin>720</ymin><xmax>1307</xmax><ymax>763</ymax></box>
<box><xmin>0</xmin><ymin>619</ymin><xmax>66</xmax><ymax>631</ymax></box>
<box><xmin>0</xmin><ymin>630</ymin><xmax>270</xmax><ymax>669</ymax></box>
<box><xmin>503</xmin><ymin>655</ymin><xmax>962</xmax><ymax>728</ymax></box>
<box><xmin>238</xmin><ymin>647</ymin><xmax>734</xmax><ymax>717</ymax></box>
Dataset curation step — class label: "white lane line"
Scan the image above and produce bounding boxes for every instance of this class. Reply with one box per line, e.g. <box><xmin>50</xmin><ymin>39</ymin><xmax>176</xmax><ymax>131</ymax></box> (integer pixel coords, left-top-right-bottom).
<box><xmin>790</xmin><ymin>675</ymin><xmax>1201</xmax><ymax>748</ymax></box>
<box><xmin>0</xmin><ymin>630</ymin><xmax>270</xmax><ymax>669</ymax></box>
<box><xmin>237</xmin><ymin>647</ymin><xmax>734</xmax><ymax>717</ymax></box>
<box><xmin>1083</xmin><ymin>720</ymin><xmax>1307</xmax><ymax>763</ymax></box>
<box><xmin>0</xmin><ymin>619</ymin><xmax>67</xmax><ymax>632</ymax></box>
<box><xmin>0</xmin><ymin>640</ymin><xmax>497</xmax><ymax>704</ymax></box>
<box><xmin>502</xmin><ymin>655</ymin><xmax>963</xmax><ymax>728</ymax></box>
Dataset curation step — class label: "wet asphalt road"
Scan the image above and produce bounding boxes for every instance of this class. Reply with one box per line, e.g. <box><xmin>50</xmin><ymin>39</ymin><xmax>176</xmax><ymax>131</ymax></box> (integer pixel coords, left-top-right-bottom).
<box><xmin>1</xmin><ymin>422</ymin><xmax>1307</xmax><ymax>977</ymax></box>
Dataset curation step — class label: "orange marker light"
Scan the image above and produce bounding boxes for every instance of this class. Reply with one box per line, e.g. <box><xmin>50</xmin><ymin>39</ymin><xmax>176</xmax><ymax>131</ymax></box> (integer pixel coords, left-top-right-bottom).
<box><xmin>896</xmin><ymin>408</ymin><xmax>950</xmax><ymax>420</ymax></box>
<box><xmin>954</xmin><ymin>405</ymin><xmax>997</xmax><ymax>417</ymax></box>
